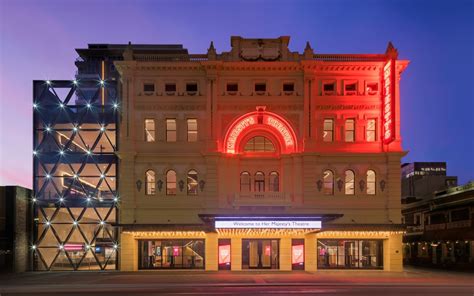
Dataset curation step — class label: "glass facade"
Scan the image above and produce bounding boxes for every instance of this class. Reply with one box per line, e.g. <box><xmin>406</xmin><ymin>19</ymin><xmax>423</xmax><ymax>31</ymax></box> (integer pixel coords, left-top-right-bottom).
<box><xmin>242</xmin><ymin>239</ymin><xmax>279</xmax><ymax>269</ymax></box>
<box><xmin>33</xmin><ymin>79</ymin><xmax>119</xmax><ymax>270</ymax></box>
<box><xmin>317</xmin><ymin>239</ymin><xmax>383</xmax><ymax>269</ymax></box>
<box><xmin>138</xmin><ymin>239</ymin><xmax>205</xmax><ymax>269</ymax></box>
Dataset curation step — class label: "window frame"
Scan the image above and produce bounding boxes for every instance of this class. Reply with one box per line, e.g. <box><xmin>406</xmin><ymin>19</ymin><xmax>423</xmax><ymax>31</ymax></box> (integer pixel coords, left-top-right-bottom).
<box><xmin>323</xmin><ymin>119</ymin><xmax>334</xmax><ymax>142</ymax></box>
<box><xmin>166</xmin><ymin>170</ymin><xmax>177</xmax><ymax>195</ymax></box>
<box><xmin>145</xmin><ymin>169</ymin><xmax>156</xmax><ymax>196</ymax></box>
<box><xmin>344</xmin><ymin>119</ymin><xmax>355</xmax><ymax>142</ymax></box>
<box><xmin>269</xmin><ymin>171</ymin><xmax>279</xmax><ymax>192</ymax></box>
<box><xmin>240</xmin><ymin>171</ymin><xmax>251</xmax><ymax>192</ymax></box>
<box><xmin>366</xmin><ymin>169</ymin><xmax>376</xmax><ymax>195</ymax></box>
<box><xmin>187</xmin><ymin>118</ymin><xmax>198</xmax><ymax>142</ymax></box>
<box><xmin>323</xmin><ymin>170</ymin><xmax>334</xmax><ymax>195</ymax></box>
<box><xmin>254</xmin><ymin>171</ymin><xmax>265</xmax><ymax>192</ymax></box>
<box><xmin>344</xmin><ymin>170</ymin><xmax>355</xmax><ymax>195</ymax></box>
<box><xmin>166</xmin><ymin>118</ymin><xmax>177</xmax><ymax>142</ymax></box>
<box><xmin>366</xmin><ymin>119</ymin><xmax>376</xmax><ymax>142</ymax></box>
<box><xmin>143</xmin><ymin>83</ymin><xmax>155</xmax><ymax>93</ymax></box>
<box><xmin>144</xmin><ymin>118</ymin><xmax>156</xmax><ymax>142</ymax></box>
<box><xmin>187</xmin><ymin>169</ymin><xmax>198</xmax><ymax>196</ymax></box>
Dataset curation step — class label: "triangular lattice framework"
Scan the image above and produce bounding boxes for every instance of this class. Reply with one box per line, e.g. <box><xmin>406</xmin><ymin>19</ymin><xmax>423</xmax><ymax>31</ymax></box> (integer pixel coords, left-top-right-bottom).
<box><xmin>33</xmin><ymin>79</ymin><xmax>119</xmax><ymax>271</ymax></box>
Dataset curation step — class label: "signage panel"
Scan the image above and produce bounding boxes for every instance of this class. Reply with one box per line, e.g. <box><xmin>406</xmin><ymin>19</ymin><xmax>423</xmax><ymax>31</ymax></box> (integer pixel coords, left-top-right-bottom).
<box><xmin>383</xmin><ymin>59</ymin><xmax>396</xmax><ymax>144</ymax></box>
<box><xmin>215</xmin><ymin>220</ymin><xmax>321</xmax><ymax>229</ymax></box>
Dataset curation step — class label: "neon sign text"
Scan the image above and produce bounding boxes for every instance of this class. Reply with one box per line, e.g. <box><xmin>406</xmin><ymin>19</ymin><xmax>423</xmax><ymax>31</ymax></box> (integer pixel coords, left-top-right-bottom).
<box><xmin>226</xmin><ymin>116</ymin><xmax>256</xmax><ymax>153</ymax></box>
<box><xmin>266</xmin><ymin>116</ymin><xmax>294</xmax><ymax>147</ymax></box>
<box><xmin>383</xmin><ymin>60</ymin><xmax>395</xmax><ymax>144</ymax></box>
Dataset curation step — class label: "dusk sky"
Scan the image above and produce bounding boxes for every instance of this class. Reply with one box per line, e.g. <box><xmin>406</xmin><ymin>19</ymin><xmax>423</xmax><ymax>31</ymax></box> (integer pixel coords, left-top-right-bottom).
<box><xmin>0</xmin><ymin>0</ymin><xmax>473</xmax><ymax>188</ymax></box>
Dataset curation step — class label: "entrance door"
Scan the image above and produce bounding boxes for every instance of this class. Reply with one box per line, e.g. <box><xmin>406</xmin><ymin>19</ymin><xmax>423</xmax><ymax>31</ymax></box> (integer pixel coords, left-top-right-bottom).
<box><xmin>242</xmin><ymin>239</ymin><xmax>279</xmax><ymax>269</ymax></box>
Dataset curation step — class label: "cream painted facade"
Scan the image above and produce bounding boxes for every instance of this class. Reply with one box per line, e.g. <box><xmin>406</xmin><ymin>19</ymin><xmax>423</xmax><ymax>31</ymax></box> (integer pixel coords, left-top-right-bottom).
<box><xmin>114</xmin><ymin>36</ymin><xmax>409</xmax><ymax>272</ymax></box>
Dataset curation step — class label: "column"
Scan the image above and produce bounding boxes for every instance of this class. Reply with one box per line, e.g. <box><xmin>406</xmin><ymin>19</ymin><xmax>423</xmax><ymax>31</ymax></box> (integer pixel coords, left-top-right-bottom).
<box><xmin>205</xmin><ymin>233</ymin><xmax>218</xmax><ymax>271</ymax></box>
<box><xmin>305</xmin><ymin>234</ymin><xmax>317</xmax><ymax>272</ymax></box>
<box><xmin>231</xmin><ymin>237</ymin><xmax>242</xmax><ymax>271</ymax></box>
<box><xmin>280</xmin><ymin>237</ymin><xmax>292</xmax><ymax>271</ymax></box>
<box><xmin>120</xmin><ymin>232</ymin><xmax>137</xmax><ymax>271</ymax></box>
<box><xmin>383</xmin><ymin>233</ymin><xmax>403</xmax><ymax>272</ymax></box>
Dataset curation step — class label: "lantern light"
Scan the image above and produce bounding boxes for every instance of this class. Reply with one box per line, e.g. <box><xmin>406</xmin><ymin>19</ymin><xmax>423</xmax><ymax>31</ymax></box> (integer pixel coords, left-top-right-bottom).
<box><xmin>33</xmin><ymin>103</ymin><xmax>38</xmax><ymax>108</ymax></box>
<box><xmin>86</xmin><ymin>103</ymin><xmax>91</xmax><ymax>108</ymax></box>
<box><xmin>73</xmin><ymin>126</ymin><xmax>78</xmax><ymax>132</ymax></box>
<box><xmin>46</xmin><ymin>221</ymin><xmax>51</xmax><ymax>226</ymax></box>
<box><xmin>45</xmin><ymin>126</ymin><xmax>51</xmax><ymax>132</ymax></box>
<box><xmin>59</xmin><ymin>150</ymin><xmax>64</xmax><ymax>155</ymax></box>
<box><xmin>100</xmin><ymin>174</ymin><xmax>105</xmax><ymax>179</ymax></box>
<box><xmin>113</xmin><ymin>103</ymin><xmax>118</xmax><ymax>109</ymax></box>
<box><xmin>100</xmin><ymin>126</ymin><xmax>105</xmax><ymax>132</ymax></box>
<box><xmin>73</xmin><ymin>174</ymin><xmax>78</xmax><ymax>179</ymax></box>
<box><xmin>31</xmin><ymin>245</ymin><xmax>36</xmax><ymax>250</ymax></box>
<box><xmin>100</xmin><ymin>80</ymin><xmax>105</xmax><ymax>85</ymax></box>
<box><xmin>46</xmin><ymin>80</ymin><xmax>51</xmax><ymax>85</ymax></box>
<box><xmin>59</xmin><ymin>103</ymin><xmax>64</xmax><ymax>108</ymax></box>
<box><xmin>32</xmin><ymin>198</ymin><xmax>37</xmax><ymax>203</ymax></box>
<box><xmin>33</xmin><ymin>150</ymin><xmax>37</xmax><ymax>155</ymax></box>
<box><xmin>73</xmin><ymin>80</ymin><xmax>78</xmax><ymax>85</ymax></box>
<box><xmin>113</xmin><ymin>244</ymin><xmax>118</xmax><ymax>249</ymax></box>
<box><xmin>59</xmin><ymin>244</ymin><xmax>63</xmax><ymax>250</ymax></box>
<box><xmin>46</xmin><ymin>174</ymin><xmax>51</xmax><ymax>179</ymax></box>
<box><xmin>59</xmin><ymin>197</ymin><xmax>64</xmax><ymax>203</ymax></box>
<box><xmin>73</xmin><ymin>221</ymin><xmax>78</xmax><ymax>226</ymax></box>
<box><xmin>86</xmin><ymin>150</ymin><xmax>92</xmax><ymax>155</ymax></box>
<box><xmin>100</xmin><ymin>221</ymin><xmax>105</xmax><ymax>225</ymax></box>
<box><xmin>86</xmin><ymin>197</ymin><xmax>91</xmax><ymax>202</ymax></box>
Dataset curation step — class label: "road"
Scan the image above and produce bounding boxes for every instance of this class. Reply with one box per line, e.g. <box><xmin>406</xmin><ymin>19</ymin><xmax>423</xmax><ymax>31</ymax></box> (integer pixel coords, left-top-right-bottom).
<box><xmin>0</xmin><ymin>267</ymin><xmax>473</xmax><ymax>295</ymax></box>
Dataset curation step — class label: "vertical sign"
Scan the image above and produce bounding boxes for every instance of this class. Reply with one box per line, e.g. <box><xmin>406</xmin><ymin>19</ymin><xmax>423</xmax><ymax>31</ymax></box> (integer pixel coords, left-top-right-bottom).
<box><xmin>218</xmin><ymin>244</ymin><xmax>231</xmax><ymax>265</ymax></box>
<box><xmin>383</xmin><ymin>59</ymin><xmax>396</xmax><ymax>144</ymax></box>
<box><xmin>292</xmin><ymin>245</ymin><xmax>304</xmax><ymax>264</ymax></box>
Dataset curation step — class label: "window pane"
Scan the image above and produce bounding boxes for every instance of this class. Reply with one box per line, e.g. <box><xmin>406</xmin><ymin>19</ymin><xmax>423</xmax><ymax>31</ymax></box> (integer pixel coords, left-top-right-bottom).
<box><xmin>240</xmin><ymin>172</ymin><xmax>251</xmax><ymax>192</ymax></box>
<box><xmin>345</xmin><ymin>119</ymin><xmax>355</xmax><ymax>142</ymax></box>
<box><xmin>165</xmin><ymin>84</ymin><xmax>176</xmax><ymax>92</ymax></box>
<box><xmin>186</xmin><ymin>83</ymin><xmax>198</xmax><ymax>92</ymax></box>
<box><xmin>323</xmin><ymin>170</ymin><xmax>334</xmax><ymax>195</ymax></box>
<box><xmin>166</xmin><ymin>170</ymin><xmax>176</xmax><ymax>195</ymax></box>
<box><xmin>254</xmin><ymin>172</ymin><xmax>265</xmax><ymax>192</ymax></box>
<box><xmin>146</xmin><ymin>170</ymin><xmax>156</xmax><ymax>195</ymax></box>
<box><xmin>345</xmin><ymin>170</ymin><xmax>355</xmax><ymax>195</ymax></box>
<box><xmin>367</xmin><ymin>170</ymin><xmax>376</xmax><ymax>195</ymax></box>
<box><xmin>366</xmin><ymin>119</ymin><xmax>376</xmax><ymax>142</ymax></box>
<box><xmin>144</xmin><ymin>83</ymin><xmax>155</xmax><ymax>92</ymax></box>
<box><xmin>166</xmin><ymin>119</ymin><xmax>177</xmax><ymax>142</ymax></box>
<box><xmin>145</xmin><ymin>119</ymin><xmax>155</xmax><ymax>142</ymax></box>
<box><xmin>269</xmin><ymin>172</ymin><xmax>279</xmax><ymax>192</ymax></box>
<box><xmin>243</xmin><ymin>136</ymin><xmax>275</xmax><ymax>152</ymax></box>
<box><xmin>227</xmin><ymin>83</ymin><xmax>238</xmax><ymax>92</ymax></box>
<box><xmin>187</xmin><ymin>119</ymin><xmax>198</xmax><ymax>142</ymax></box>
<box><xmin>187</xmin><ymin>170</ymin><xmax>198</xmax><ymax>195</ymax></box>
<box><xmin>323</xmin><ymin>119</ymin><xmax>333</xmax><ymax>142</ymax></box>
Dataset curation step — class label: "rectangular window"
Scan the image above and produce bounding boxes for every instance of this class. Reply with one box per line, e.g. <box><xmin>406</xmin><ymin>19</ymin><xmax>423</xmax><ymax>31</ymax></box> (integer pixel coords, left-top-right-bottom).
<box><xmin>166</xmin><ymin>119</ymin><xmax>177</xmax><ymax>142</ymax></box>
<box><xmin>323</xmin><ymin>82</ymin><xmax>336</xmax><ymax>95</ymax></box>
<box><xmin>165</xmin><ymin>83</ymin><xmax>176</xmax><ymax>93</ymax></box>
<box><xmin>366</xmin><ymin>82</ymin><xmax>378</xmax><ymax>95</ymax></box>
<box><xmin>144</xmin><ymin>119</ymin><xmax>155</xmax><ymax>142</ymax></box>
<box><xmin>187</xmin><ymin>119</ymin><xmax>198</xmax><ymax>142</ymax></box>
<box><xmin>317</xmin><ymin>239</ymin><xmax>383</xmax><ymax>269</ymax></box>
<box><xmin>226</xmin><ymin>83</ymin><xmax>238</xmax><ymax>92</ymax></box>
<box><xmin>186</xmin><ymin>83</ymin><xmax>198</xmax><ymax>93</ymax></box>
<box><xmin>366</xmin><ymin>119</ymin><xmax>376</xmax><ymax>142</ymax></box>
<box><xmin>255</xmin><ymin>83</ymin><xmax>266</xmax><ymax>92</ymax></box>
<box><xmin>344</xmin><ymin>82</ymin><xmax>357</xmax><ymax>95</ymax></box>
<box><xmin>450</xmin><ymin>208</ymin><xmax>469</xmax><ymax>222</ymax></box>
<box><xmin>323</xmin><ymin>119</ymin><xmax>334</xmax><ymax>142</ymax></box>
<box><xmin>144</xmin><ymin>83</ymin><xmax>155</xmax><ymax>92</ymax></box>
<box><xmin>138</xmin><ymin>239</ymin><xmax>205</xmax><ymax>269</ymax></box>
<box><xmin>283</xmin><ymin>83</ymin><xmax>294</xmax><ymax>92</ymax></box>
<box><xmin>345</xmin><ymin>119</ymin><xmax>355</xmax><ymax>142</ymax></box>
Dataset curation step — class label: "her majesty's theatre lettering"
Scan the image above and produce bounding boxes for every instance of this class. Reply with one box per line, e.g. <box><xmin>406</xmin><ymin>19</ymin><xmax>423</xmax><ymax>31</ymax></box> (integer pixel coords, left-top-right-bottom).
<box><xmin>215</xmin><ymin>220</ymin><xmax>322</xmax><ymax>229</ymax></box>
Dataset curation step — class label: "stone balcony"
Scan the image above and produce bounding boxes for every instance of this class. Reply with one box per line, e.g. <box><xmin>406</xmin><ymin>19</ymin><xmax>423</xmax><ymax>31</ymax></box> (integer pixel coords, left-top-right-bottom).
<box><xmin>229</xmin><ymin>192</ymin><xmax>292</xmax><ymax>207</ymax></box>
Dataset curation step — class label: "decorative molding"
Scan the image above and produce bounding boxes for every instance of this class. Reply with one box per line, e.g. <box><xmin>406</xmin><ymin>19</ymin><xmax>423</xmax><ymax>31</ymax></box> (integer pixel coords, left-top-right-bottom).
<box><xmin>315</xmin><ymin>104</ymin><xmax>378</xmax><ymax>111</ymax></box>
<box><xmin>134</xmin><ymin>104</ymin><xmax>206</xmax><ymax>111</ymax></box>
<box><xmin>217</xmin><ymin>104</ymin><xmax>303</xmax><ymax>111</ymax></box>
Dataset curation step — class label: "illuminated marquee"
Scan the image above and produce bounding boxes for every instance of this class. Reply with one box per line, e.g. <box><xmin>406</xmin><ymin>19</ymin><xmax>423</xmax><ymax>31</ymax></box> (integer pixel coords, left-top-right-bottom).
<box><xmin>383</xmin><ymin>59</ymin><xmax>396</xmax><ymax>144</ymax></box>
<box><xmin>215</xmin><ymin>220</ymin><xmax>321</xmax><ymax>229</ymax></box>
<box><xmin>224</xmin><ymin>111</ymin><xmax>297</xmax><ymax>154</ymax></box>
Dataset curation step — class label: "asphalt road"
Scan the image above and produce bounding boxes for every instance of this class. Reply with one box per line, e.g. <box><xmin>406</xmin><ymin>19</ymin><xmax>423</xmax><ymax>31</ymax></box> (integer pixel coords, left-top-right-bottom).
<box><xmin>1</xmin><ymin>267</ymin><xmax>473</xmax><ymax>296</ymax></box>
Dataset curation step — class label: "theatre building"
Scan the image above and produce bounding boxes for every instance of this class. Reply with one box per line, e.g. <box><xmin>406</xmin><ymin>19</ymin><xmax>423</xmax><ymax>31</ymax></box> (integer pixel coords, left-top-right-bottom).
<box><xmin>32</xmin><ymin>36</ymin><xmax>408</xmax><ymax>272</ymax></box>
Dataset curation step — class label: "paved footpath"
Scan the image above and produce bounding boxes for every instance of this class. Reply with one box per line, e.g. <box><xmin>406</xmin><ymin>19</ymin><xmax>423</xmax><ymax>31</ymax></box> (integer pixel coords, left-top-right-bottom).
<box><xmin>0</xmin><ymin>267</ymin><xmax>473</xmax><ymax>295</ymax></box>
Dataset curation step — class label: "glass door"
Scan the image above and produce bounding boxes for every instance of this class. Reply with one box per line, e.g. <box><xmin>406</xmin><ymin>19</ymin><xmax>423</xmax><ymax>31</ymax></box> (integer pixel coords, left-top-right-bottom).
<box><xmin>242</xmin><ymin>239</ymin><xmax>279</xmax><ymax>269</ymax></box>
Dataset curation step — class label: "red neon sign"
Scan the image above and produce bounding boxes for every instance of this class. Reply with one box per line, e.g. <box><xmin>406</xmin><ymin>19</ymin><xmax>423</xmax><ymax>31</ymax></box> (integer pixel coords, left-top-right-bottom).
<box><xmin>218</xmin><ymin>244</ymin><xmax>231</xmax><ymax>264</ymax></box>
<box><xmin>383</xmin><ymin>59</ymin><xmax>396</xmax><ymax>144</ymax></box>
<box><xmin>292</xmin><ymin>244</ymin><xmax>304</xmax><ymax>264</ymax></box>
<box><xmin>224</xmin><ymin>111</ymin><xmax>297</xmax><ymax>154</ymax></box>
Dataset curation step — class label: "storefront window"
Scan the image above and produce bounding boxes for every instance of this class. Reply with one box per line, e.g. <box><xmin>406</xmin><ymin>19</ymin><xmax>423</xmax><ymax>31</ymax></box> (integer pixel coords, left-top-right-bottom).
<box><xmin>139</xmin><ymin>239</ymin><xmax>205</xmax><ymax>269</ymax></box>
<box><xmin>317</xmin><ymin>239</ymin><xmax>383</xmax><ymax>269</ymax></box>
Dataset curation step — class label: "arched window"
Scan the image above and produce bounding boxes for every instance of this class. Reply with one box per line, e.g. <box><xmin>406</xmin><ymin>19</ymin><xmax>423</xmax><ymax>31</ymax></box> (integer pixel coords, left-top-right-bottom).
<box><xmin>240</xmin><ymin>172</ymin><xmax>251</xmax><ymax>193</ymax></box>
<box><xmin>367</xmin><ymin>170</ymin><xmax>376</xmax><ymax>195</ymax></box>
<box><xmin>323</xmin><ymin>170</ymin><xmax>334</xmax><ymax>195</ymax></box>
<box><xmin>345</xmin><ymin>170</ymin><xmax>355</xmax><ymax>195</ymax></box>
<box><xmin>166</xmin><ymin>170</ymin><xmax>177</xmax><ymax>195</ymax></box>
<box><xmin>187</xmin><ymin>169</ymin><xmax>198</xmax><ymax>195</ymax></box>
<box><xmin>244</xmin><ymin>136</ymin><xmax>275</xmax><ymax>152</ymax></box>
<box><xmin>145</xmin><ymin>170</ymin><xmax>155</xmax><ymax>195</ymax></box>
<box><xmin>269</xmin><ymin>172</ymin><xmax>279</xmax><ymax>192</ymax></box>
<box><xmin>254</xmin><ymin>172</ymin><xmax>265</xmax><ymax>192</ymax></box>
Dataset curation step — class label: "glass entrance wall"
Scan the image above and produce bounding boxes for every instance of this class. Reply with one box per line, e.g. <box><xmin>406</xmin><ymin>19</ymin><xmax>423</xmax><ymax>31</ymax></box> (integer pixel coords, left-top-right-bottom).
<box><xmin>317</xmin><ymin>239</ymin><xmax>383</xmax><ymax>269</ymax></box>
<box><xmin>242</xmin><ymin>239</ymin><xmax>279</xmax><ymax>269</ymax></box>
<box><xmin>138</xmin><ymin>239</ymin><xmax>205</xmax><ymax>269</ymax></box>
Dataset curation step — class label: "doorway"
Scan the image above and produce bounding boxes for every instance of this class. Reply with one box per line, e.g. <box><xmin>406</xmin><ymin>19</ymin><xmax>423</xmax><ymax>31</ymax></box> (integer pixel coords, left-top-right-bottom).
<box><xmin>242</xmin><ymin>239</ymin><xmax>279</xmax><ymax>269</ymax></box>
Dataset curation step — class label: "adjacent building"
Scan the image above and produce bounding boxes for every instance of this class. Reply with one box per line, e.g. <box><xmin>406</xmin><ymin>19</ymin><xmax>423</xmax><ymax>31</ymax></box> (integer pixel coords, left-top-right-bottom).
<box><xmin>402</xmin><ymin>181</ymin><xmax>474</xmax><ymax>269</ymax></box>
<box><xmin>32</xmin><ymin>36</ymin><xmax>409</xmax><ymax>272</ymax></box>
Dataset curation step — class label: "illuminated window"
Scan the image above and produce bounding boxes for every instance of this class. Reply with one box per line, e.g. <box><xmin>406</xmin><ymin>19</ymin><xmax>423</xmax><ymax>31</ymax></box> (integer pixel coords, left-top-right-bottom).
<box><xmin>144</xmin><ymin>83</ymin><xmax>155</xmax><ymax>92</ymax></box>
<box><xmin>187</xmin><ymin>119</ymin><xmax>198</xmax><ymax>142</ymax></box>
<box><xmin>226</xmin><ymin>83</ymin><xmax>238</xmax><ymax>92</ymax></box>
<box><xmin>166</xmin><ymin>119</ymin><xmax>177</xmax><ymax>142</ymax></box>
<box><xmin>366</xmin><ymin>119</ymin><xmax>376</xmax><ymax>142</ymax></box>
<box><xmin>145</xmin><ymin>119</ymin><xmax>155</xmax><ymax>142</ymax></box>
<box><xmin>254</xmin><ymin>172</ymin><xmax>265</xmax><ymax>192</ymax></box>
<box><xmin>165</xmin><ymin>83</ymin><xmax>176</xmax><ymax>93</ymax></box>
<box><xmin>367</xmin><ymin>170</ymin><xmax>376</xmax><ymax>195</ymax></box>
<box><xmin>166</xmin><ymin>170</ymin><xmax>176</xmax><ymax>195</ymax></box>
<box><xmin>187</xmin><ymin>170</ymin><xmax>198</xmax><ymax>195</ymax></box>
<box><xmin>283</xmin><ymin>83</ymin><xmax>294</xmax><ymax>92</ymax></box>
<box><xmin>323</xmin><ymin>170</ymin><xmax>334</xmax><ymax>195</ymax></box>
<box><xmin>323</xmin><ymin>119</ymin><xmax>334</xmax><ymax>142</ymax></box>
<box><xmin>240</xmin><ymin>172</ymin><xmax>251</xmax><ymax>192</ymax></box>
<box><xmin>345</xmin><ymin>170</ymin><xmax>355</xmax><ymax>195</ymax></box>
<box><xmin>145</xmin><ymin>170</ymin><xmax>156</xmax><ymax>195</ymax></box>
<box><xmin>255</xmin><ymin>83</ymin><xmax>266</xmax><ymax>92</ymax></box>
<box><xmin>345</xmin><ymin>119</ymin><xmax>355</xmax><ymax>142</ymax></box>
<box><xmin>186</xmin><ymin>83</ymin><xmax>198</xmax><ymax>93</ymax></box>
<box><xmin>244</xmin><ymin>136</ymin><xmax>275</xmax><ymax>152</ymax></box>
<box><xmin>269</xmin><ymin>172</ymin><xmax>279</xmax><ymax>192</ymax></box>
